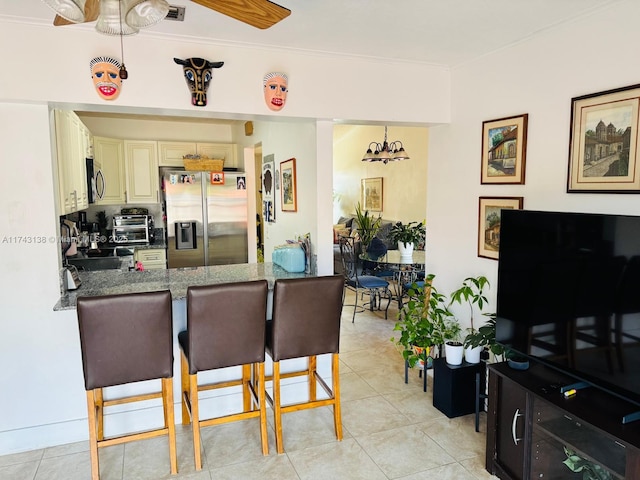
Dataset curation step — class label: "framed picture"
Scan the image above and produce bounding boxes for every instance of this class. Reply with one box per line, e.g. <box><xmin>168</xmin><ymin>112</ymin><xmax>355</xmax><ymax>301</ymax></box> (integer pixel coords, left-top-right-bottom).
<box><xmin>567</xmin><ymin>83</ymin><xmax>640</xmax><ymax>193</ymax></box>
<box><xmin>481</xmin><ymin>114</ymin><xmax>528</xmax><ymax>184</ymax></box>
<box><xmin>262</xmin><ymin>154</ymin><xmax>275</xmax><ymax>223</ymax></box>
<box><xmin>280</xmin><ymin>158</ymin><xmax>297</xmax><ymax>212</ymax></box>
<box><xmin>478</xmin><ymin>196</ymin><xmax>523</xmax><ymax>260</ymax></box>
<box><xmin>210</xmin><ymin>172</ymin><xmax>224</xmax><ymax>184</ymax></box>
<box><xmin>361</xmin><ymin>177</ymin><xmax>383</xmax><ymax>212</ymax></box>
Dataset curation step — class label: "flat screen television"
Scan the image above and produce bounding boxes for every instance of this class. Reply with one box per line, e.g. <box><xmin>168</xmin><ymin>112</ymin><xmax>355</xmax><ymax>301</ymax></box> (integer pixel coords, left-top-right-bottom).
<box><xmin>495</xmin><ymin>209</ymin><xmax>640</xmax><ymax>416</ymax></box>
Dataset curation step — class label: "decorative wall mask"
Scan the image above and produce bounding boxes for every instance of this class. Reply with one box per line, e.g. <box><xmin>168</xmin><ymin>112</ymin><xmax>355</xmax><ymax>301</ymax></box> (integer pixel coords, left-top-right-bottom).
<box><xmin>263</xmin><ymin>72</ymin><xmax>288</xmax><ymax>111</ymax></box>
<box><xmin>89</xmin><ymin>56</ymin><xmax>123</xmax><ymax>100</ymax></box>
<box><xmin>173</xmin><ymin>57</ymin><xmax>224</xmax><ymax>107</ymax></box>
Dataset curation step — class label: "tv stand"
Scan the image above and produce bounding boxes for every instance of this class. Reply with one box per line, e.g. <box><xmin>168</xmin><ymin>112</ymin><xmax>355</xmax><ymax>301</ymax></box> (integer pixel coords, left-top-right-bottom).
<box><xmin>486</xmin><ymin>361</ymin><xmax>640</xmax><ymax>479</ymax></box>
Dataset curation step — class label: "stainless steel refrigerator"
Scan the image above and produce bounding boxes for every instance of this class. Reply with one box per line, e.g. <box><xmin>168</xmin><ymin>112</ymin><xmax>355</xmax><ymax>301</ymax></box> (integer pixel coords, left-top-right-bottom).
<box><xmin>161</xmin><ymin>168</ymin><xmax>248</xmax><ymax>268</ymax></box>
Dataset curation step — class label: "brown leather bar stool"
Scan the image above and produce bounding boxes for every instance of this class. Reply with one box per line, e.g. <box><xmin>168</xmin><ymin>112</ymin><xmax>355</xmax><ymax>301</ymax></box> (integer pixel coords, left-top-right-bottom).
<box><xmin>76</xmin><ymin>290</ymin><xmax>177</xmax><ymax>480</ymax></box>
<box><xmin>179</xmin><ymin>280</ymin><xmax>269</xmax><ymax>470</ymax></box>
<box><xmin>265</xmin><ymin>274</ymin><xmax>345</xmax><ymax>454</ymax></box>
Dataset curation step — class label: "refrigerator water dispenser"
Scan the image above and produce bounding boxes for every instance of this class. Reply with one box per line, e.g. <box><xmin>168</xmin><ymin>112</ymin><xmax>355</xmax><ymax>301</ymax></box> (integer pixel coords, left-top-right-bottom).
<box><xmin>176</xmin><ymin>222</ymin><xmax>197</xmax><ymax>250</ymax></box>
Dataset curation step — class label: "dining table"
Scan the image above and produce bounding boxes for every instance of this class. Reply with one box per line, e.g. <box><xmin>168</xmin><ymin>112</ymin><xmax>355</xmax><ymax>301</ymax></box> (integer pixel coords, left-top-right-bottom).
<box><xmin>359</xmin><ymin>249</ymin><xmax>426</xmax><ymax>309</ymax></box>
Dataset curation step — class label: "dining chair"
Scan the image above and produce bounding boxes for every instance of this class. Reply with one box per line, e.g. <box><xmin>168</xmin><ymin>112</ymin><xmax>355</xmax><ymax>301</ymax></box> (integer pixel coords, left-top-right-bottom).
<box><xmin>339</xmin><ymin>235</ymin><xmax>391</xmax><ymax>322</ymax></box>
<box><xmin>76</xmin><ymin>290</ymin><xmax>177</xmax><ymax>480</ymax></box>
<box><xmin>265</xmin><ymin>275</ymin><xmax>345</xmax><ymax>453</ymax></box>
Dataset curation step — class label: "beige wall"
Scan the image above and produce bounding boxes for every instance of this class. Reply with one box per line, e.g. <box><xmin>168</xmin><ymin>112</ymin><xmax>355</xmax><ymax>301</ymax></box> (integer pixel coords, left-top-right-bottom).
<box><xmin>333</xmin><ymin>125</ymin><xmax>428</xmax><ymax>225</ymax></box>
<box><xmin>427</xmin><ymin>0</ymin><xmax>640</xmax><ymax>329</ymax></box>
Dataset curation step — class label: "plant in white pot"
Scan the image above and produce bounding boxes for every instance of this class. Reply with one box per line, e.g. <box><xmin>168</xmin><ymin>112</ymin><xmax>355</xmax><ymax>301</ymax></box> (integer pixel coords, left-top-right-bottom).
<box><xmin>391</xmin><ymin>276</ymin><xmax>461</xmax><ymax>369</ymax></box>
<box><xmin>450</xmin><ymin>275</ymin><xmax>490</xmax><ymax>364</ymax></box>
<box><xmin>389</xmin><ymin>220</ymin><xmax>426</xmax><ymax>257</ymax></box>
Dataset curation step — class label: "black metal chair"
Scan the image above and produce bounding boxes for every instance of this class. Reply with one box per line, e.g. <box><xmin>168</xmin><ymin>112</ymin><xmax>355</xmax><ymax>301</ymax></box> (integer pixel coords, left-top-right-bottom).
<box><xmin>339</xmin><ymin>236</ymin><xmax>391</xmax><ymax>322</ymax></box>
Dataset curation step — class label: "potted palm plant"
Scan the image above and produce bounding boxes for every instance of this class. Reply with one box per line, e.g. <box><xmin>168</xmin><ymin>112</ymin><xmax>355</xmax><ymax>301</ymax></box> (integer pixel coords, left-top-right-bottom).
<box><xmin>389</xmin><ymin>220</ymin><xmax>426</xmax><ymax>256</ymax></box>
<box><xmin>391</xmin><ymin>277</ymin><xmax>461</xmax><ymax>369</ymax></box>
<box><xmin>450</xmin><ymin>275</ymin><xmax>490</xmax><ymax>364</ymax></box>
<box><xmin>354</xmin><ymin>202</ymin><xmax>382</xmax><ymax>250</ymax></box>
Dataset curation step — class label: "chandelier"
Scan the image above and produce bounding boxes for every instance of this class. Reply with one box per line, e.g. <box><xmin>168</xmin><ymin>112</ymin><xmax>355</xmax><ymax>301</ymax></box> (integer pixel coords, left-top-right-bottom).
<box><xmin>361</xmin><ymin>126</ymin><xmax>410</xmax><ymax>164</ymax></box>
<box><xmin>42</xmin><ymin>0</ymin><xmax>170</xmax><ymax>35</ymax></box>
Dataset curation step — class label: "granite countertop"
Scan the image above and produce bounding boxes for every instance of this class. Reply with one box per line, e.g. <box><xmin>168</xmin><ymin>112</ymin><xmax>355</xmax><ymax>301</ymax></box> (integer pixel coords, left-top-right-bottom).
<box><xmin>55</xmin><ymin>262</ymin><xmax>309</xmax><ymax>310</ymax></box>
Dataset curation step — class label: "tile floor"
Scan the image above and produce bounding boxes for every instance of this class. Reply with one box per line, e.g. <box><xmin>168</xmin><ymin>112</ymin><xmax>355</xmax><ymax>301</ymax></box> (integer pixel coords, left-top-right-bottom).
<box><xmin>0</xmin><ymin>291</ymin><xmax>499</xmax><ymax>480</ymax></box>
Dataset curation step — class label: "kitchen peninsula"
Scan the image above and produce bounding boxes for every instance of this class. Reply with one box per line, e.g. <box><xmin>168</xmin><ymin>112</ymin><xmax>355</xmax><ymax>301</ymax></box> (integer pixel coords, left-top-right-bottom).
<box><xmin>54</xmin><ymin>262</ymin><xmax>309</xmax><ymax>310</ymax></box>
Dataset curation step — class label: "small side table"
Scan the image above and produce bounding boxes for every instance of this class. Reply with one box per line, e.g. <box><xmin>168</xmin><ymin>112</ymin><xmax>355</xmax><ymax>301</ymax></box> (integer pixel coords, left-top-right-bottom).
<box><xmin>432</xmin><ymin>357</ymin><xmax>485</xmax><ymax>418</ymax></box>
<box><xmin>404</xmin><ymin>358</ymin><xmax>430</xmax><ymax>392</ymax></box>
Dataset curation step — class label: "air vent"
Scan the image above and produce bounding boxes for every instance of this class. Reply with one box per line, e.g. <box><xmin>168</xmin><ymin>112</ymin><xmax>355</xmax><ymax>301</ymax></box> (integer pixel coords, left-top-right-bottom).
<box><xmin>166</xmin><ymin>5</ymin><xmax>186</xmax><ymax>21</ymax></box>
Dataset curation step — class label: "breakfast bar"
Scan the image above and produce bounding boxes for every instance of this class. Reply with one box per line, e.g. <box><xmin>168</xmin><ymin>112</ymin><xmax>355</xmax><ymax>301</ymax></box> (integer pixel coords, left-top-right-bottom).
<box><xmin>54</xmin><ymin>262</ymin><xmax>309</xmax><ymax>310</ymax></box>
<box><xmin>52</xmin><ymin>262</ymin><xmax>321</xmax><ymax>446</ymax></box>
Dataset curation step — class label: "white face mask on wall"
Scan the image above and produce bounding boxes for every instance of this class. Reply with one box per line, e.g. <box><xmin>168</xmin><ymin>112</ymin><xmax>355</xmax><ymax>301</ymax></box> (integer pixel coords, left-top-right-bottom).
<box><xmin>263</xmin><ymin>72</ymin><xmax>288</xmax><ymax>111</ymax></box>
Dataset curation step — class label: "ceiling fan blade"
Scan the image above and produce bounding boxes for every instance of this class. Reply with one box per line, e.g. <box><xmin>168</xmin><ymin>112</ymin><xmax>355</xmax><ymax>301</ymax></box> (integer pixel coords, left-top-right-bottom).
<box><xmin>53</xmin><ymin>0</ymin><xmax>100</xmax><ymax>26</ymax></box>
<box><xmin>192</xmin><ymin>0</ymin><xmax>290</xmax><ymax>29</ymax></box>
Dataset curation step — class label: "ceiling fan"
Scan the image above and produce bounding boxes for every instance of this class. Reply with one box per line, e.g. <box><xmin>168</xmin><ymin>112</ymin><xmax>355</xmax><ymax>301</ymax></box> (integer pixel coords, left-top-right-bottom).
<box><xmin>45</xmin><ymin>0</ymin><xmax>291</xmax><ymax>31</ymax></box>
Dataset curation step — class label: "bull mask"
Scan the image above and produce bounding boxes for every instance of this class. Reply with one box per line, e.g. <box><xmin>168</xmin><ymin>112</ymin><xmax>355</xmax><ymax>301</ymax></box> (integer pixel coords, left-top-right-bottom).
<box><xmin>174</xmin><ymin>57</ymin><xmax>224</xmax><ymax>107</ymax></box>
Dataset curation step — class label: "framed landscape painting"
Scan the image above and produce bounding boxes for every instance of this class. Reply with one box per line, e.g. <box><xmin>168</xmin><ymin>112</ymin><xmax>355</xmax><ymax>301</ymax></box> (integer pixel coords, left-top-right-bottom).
<box><xmin>481</xmin><ymin>114</ymin><xmax>528</xmax><ymax>184</ymax></box>
<box><xmin>361</xmin><ymin>177</ymin><xmax>383</xmax><ymax>212</ymax></box>
<box><xmin>280</xmin><ymin>158</ymin><xmax>297</xmax><ymax>212</ymax></box>
<box><xmin>567</xmin><ymin>83</ymin><xmax>640</xmax><ymax>193</ymax></box>
<box><xmin>478</xmin><ymin>196</ymin><xmax>523</xmax><ymax>260</ymax></box>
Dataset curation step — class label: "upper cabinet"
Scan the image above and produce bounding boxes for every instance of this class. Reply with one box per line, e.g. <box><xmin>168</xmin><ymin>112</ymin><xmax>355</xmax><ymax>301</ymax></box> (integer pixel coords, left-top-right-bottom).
<box><xmin>54</xmin><ymin>110</ymin><xmax>90</xmax><ymax>214</ymax></box>
<box><xmin>158</xmin><ymin>141</ymin><xmax>238</xmax><ymax>169</ymax></box>
<box><xmin>124</xmin><ymin>140</ymin><xmax>159</xmax><ymax>204</ymax></box>
<box><xmin>93</xmin><ymin>136</ymin><xmax>126</xmax><ymax>205</ymax></box>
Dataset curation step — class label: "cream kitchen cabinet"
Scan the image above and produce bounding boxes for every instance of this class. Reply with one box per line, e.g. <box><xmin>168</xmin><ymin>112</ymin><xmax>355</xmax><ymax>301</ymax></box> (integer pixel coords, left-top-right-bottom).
<box><xmin>54</xmin><ymin>110</ymin><xmax>91</xmax><ymax>214</ymax></box>
<box><xmin>158</xmin><ymin>141</ymin><xmax>238</xmax><ymax>169</ymax></box>
<box><xmin>93</xmin><ymin>137</ymin><xmax>126</xmax><ymax>205</ymax></box>
<box><xmin>124</xmin><ymin>140</ymin><xmax>159</xmax><ymax>203</ymax></box>
<box><xmin>134</xmin><ymin>248</ymin><xmax>166</xmax><ymax>269</ymax></box>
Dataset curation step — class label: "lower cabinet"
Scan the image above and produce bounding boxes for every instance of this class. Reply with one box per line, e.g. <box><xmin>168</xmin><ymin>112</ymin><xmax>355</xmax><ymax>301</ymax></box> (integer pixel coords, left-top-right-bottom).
<box><xmin>135</xmin><ymin>248</ymin><xmax>166</xmax><ymax>270</ymax></box>
<box><xmin>489</xmin><ymin>372</ymin><xmax>528</xmax><ymax>479</ymax></box>
<box><xmin>486</xmin><ymin>362</ymin><xmax>640</xmax><ymax>479</ymax></box>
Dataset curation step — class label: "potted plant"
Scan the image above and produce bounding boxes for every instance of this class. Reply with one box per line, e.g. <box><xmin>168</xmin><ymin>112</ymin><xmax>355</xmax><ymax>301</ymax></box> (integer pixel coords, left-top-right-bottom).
<box><xmin>450</xmin><ymin>275</ymin><xmax>490</xmax><ymax>364</ymax></box>
<box><xmin>465</xmin><ymin>313</ymin><xmax>505</xmax><ymax>361</ymax></box>
<box><xmin>389</xmin><ymin>220</ymin><xmax>426</xmax><ymax>256</ymax></box>
<box><xmin>391</xmin><ymin>277</ymin><xmax>461</xmax><ymax>369</ymax></box>
<box><xmin>354</xmin><ymin>202</ymin><xmax>382</xmax><ymax>250</ymax></box>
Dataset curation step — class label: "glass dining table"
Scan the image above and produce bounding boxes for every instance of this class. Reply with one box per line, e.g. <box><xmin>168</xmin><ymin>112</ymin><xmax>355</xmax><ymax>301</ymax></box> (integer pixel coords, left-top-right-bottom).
<box><xmin>359</xmin><ymin>249</ymin><xmax>426</xmax><ymax>309</ymax></box>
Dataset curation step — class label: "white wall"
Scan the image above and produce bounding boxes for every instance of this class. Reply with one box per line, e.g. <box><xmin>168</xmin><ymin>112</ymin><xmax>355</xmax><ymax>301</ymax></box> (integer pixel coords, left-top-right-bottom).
<box><xmin>0</xmin><ymin>18</ymin><xmax>448</xmax><ymax>454</ymax></box>
<box><xmin>427</xmin><ymin>0</ymin><xmax>640</xmax><ymax>329</ymax></box>
<box><xmin>333</xmin><ymin>125</ymin><xmax>428</xmax><ymax>224</ymax></box>
<box><xmin>249</xmin><ymin>119</ymin><xmax>319</xmax><ymax>260</ymax></box>
<box><xmin>0</xmin><ymin>21</ymin><xmax>450</xmax><ymax>123</ymax></box>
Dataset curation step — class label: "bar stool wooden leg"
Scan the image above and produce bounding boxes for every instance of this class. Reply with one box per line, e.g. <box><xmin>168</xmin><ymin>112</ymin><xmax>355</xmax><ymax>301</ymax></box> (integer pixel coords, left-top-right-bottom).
<box><xmin>189</xmin><ymin>373</ymin><xmax>203</xmax><ymax>470</ymax></box>
<box><xmin>162</xmin><ymin>377</ymin><xmax>178</xmax><ymax>475</ymax></box>
<box><xmin>242</xmin><ymin>364</ymin><xmax>251</xmax><ymax>412</ymax></box>
<box><xmin>309</xmin><ymin>356</ymin><xmax>317</xmax><ymax>401</ymax></box>
<box><xmin>86</xmin><ymin>390</ymin><xmax>100</xmax><ymax>480</ymax></box>
<box><xmin>180</xmin><ymin>351</ymin><xmax>190</xmax><ymax>425</ymax></box>
<box><xmin>332</xmin><ymin>354</ymin><xmax>343</xmax><ymax>440</ymax></box>
<box><xmin>95</xmin><ymin>388</ymin><xmax>104</xmax><ymax>441</ymax></box>
<box><xmin>257</xmin><ymin>362</ymin><xmax>269</xmax><ymax>455</ymax></box>
<box><xmin>273</xmin><ymin>361</ymin><xmax>284</xmax><ymax>454</ymax></box>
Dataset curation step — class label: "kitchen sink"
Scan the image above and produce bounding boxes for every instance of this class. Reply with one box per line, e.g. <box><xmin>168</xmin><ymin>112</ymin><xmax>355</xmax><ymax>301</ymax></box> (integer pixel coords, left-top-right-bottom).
<box><xmin>85</xmin><ymin>248</ymin><xmax>116</xmax><ymax>257</ymax></box>
<box><xmin>66</xmin><ymin>256</ymin><xmax>123</xmax><ymax>271</ymax></box>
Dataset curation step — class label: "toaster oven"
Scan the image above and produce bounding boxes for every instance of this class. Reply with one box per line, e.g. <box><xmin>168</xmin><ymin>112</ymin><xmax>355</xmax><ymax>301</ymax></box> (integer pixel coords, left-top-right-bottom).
<box><xmin>112</xmin><ymin>214</ymin><xmax>150</xmax><ymax>244</ymax></box>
